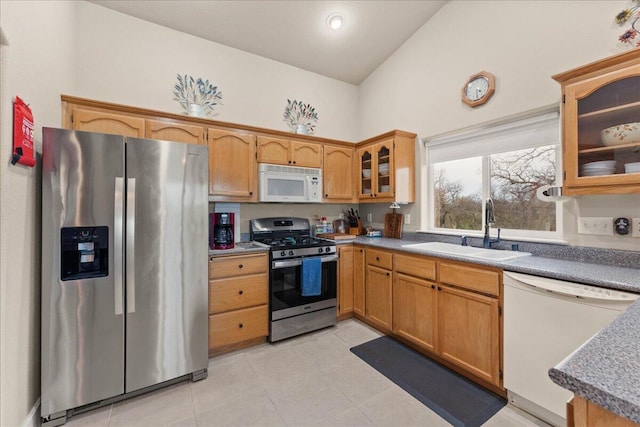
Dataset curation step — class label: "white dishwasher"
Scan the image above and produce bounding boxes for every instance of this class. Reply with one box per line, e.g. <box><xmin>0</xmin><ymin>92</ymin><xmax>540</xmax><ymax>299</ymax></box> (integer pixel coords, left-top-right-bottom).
<box><xmin>503</xmin><ymin>271</ymin><xmax>638</xmax><ymax>427</ymax></box>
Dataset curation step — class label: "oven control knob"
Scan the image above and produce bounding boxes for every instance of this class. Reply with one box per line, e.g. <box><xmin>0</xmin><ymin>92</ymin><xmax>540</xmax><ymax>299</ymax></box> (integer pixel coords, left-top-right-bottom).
<box><xmin>325</xmin><ymin>247</ymin><xmax>331</xmax><ymax>253</ymax></box>
<box><xmin>318</xmin><ymin>248</ymin><xmax>324</xmax><ymax>254</ymax></box>
<box><xmin>288</xmin><ymin>250</ymin><xmax>294</xmax><ymax>256</ymax></box>
<box><xmin>280</xmin><ymin>251</ymin><xmax>286</xmax><ymax>257</ymax></box>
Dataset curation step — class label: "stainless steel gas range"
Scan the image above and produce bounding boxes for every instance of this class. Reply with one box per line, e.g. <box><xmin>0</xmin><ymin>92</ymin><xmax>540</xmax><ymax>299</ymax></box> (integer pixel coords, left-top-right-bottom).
<box><xmin>250</xmin><ymin>217</ymin><xmax>337</xmax><ymax>342</ymax></box>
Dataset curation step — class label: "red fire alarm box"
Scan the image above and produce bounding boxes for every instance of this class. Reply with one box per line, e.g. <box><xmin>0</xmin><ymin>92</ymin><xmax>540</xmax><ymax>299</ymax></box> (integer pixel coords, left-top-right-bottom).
<box><xmin>11</xmin><ymin>96</ymin><xmax>36</xmax><ymax>167</ymax></box>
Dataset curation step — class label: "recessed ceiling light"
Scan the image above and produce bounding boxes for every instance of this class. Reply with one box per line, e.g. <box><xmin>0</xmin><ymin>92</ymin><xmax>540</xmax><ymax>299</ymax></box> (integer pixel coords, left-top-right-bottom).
<box><xmin>326</xmin><ymin>13</ymin><xmax>344</xmax><ymax>30</ymax></box>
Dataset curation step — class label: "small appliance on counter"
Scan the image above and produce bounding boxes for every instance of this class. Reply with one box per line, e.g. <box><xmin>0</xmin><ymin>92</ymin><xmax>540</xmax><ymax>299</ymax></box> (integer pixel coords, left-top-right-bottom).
<box><xmin>211</xmin><ymin>212</ymin><xmax>235</xmax><ymax>249</ymax></box>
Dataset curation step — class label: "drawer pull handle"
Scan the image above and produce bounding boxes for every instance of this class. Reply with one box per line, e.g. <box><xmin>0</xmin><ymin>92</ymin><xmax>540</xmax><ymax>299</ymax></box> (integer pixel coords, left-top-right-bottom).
<box><xmin>238</xmin><ymin>290</ymin><xmax>244</xmax><ymax>295</ymax></box>
<box><xmin>386</xmin><ymin>272</ymin><xmax>390</xmax><ymax>277</ymax></box>
<box><xmin>437</xmin><ymin>286</ymin><xmax>442</xmax><ymax>291</ymax></box>
<box><xmin>238</xmin><ymin>323</ymin><xmax>244</xmax><ymax>329</ymax></box>
<box><xmin>238</xmin><ymin>264</ymin><xmax>244</xmax><ymax>269</ymax></box>
<box><xmin>376</xmin><ymin>257</ymin><xmax>380</xmax><ymax>261</ymax></box>
<box><xmin>431</xmin><ymin>285</ymin><xmax>435</xmax><ymax>289</ymax></box>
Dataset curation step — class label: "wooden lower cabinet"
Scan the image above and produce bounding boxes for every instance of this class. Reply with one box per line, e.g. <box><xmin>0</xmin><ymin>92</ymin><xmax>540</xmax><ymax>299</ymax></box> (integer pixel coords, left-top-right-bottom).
<box><xmin>437</xmin><ymin>285</ymin><xmax>500</xmax><ymax>386</ymax></box>
<box><xmin>356</xmin><ymin>250</ymin><xmax>503</xmax><ymax>392</ymax></box>
<box><xmin>209</xmin><ymin>305</ymin><xmax>269</xmax><ymax>348</ymax></box>
<box><xmin>365</xmin><ymin>264</ymin><xmax>392</xmax><ymax>331</ymax></box>
<box><xmin>353</xmin><ymin>246</ymin><xmax>366</xmax><ymax>316</ymax></box>
<box><xmin>393</xmin><ymin>272</ymin><xmax>437</xmax><ymax>352</ymax></box>
<box><xmin>208</xmin><ymin>253</ymin><xmax>268</xmax><ymax>355</ymax></box>
<box><xmin>338</xmin><ymin>245</ymin><xmax>354</xmax><ymax>317</ymax></box>
<box><xmin>571</xmin><ymin>395</ymin><xmax>638</xmax><ymax>427</ymax></box>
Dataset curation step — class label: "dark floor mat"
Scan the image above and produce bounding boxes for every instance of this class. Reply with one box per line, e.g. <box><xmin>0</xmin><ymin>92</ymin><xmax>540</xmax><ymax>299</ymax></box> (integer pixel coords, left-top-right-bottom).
<box><xmin>350</xmin><ymin>336</ymin><xmax>506</xmax><ymax>427</ymax></box>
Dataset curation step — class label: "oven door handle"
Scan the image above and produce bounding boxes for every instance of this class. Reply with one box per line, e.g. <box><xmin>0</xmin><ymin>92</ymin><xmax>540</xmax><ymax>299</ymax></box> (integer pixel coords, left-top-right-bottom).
<box><xmin>272</xmin><ymin>255</ymin><xmax>338</xmax><ymax>269</ymax></box>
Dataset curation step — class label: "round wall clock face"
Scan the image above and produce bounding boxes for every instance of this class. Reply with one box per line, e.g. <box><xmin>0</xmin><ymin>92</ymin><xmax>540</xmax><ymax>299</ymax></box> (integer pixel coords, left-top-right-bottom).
<box><xmin>462</xmin><ymin>71</ymin><xmax>495</xmax><ymax>107</ymax></box>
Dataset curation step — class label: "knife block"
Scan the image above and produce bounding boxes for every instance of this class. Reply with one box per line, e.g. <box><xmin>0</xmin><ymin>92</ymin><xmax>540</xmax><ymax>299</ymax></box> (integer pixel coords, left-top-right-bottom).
<box><xmin>348</xmin><ymin>220</ymin><xmax>365</xmax><ymax>235</ymax></box>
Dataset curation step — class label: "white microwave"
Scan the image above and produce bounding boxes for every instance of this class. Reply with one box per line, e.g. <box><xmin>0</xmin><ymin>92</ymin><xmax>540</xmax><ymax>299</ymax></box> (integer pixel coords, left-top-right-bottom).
<box><xmin>258</xmin><ymin>163</ymin><xmax>323</xmax><ymax>203</ymax></box>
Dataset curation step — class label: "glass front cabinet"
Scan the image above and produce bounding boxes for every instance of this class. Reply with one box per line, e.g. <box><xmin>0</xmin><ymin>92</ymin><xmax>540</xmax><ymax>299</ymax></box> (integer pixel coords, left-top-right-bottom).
<box><xmin>553</xmin><ymin>49</ymin><xmax>640</xmax><ymax>195</ymax></box>
<box><xmin>358</xmin><ymin>139</ymin><xmax>395</xmax><ymax>200</ymax></box>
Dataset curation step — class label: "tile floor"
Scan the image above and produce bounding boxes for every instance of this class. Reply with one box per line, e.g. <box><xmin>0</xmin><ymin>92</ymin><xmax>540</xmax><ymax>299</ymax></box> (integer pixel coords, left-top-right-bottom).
<box><xmin>65</xmin><ymin>319</ymin><xmax>550</xmax><ymax>427</ymax></box>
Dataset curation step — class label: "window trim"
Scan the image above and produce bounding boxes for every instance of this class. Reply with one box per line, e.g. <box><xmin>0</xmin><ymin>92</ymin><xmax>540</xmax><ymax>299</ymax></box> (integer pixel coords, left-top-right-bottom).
<box><xmin>422</xmin><ymin>106</ymin><xmax>563</xmax><ymax>241</ymax></box>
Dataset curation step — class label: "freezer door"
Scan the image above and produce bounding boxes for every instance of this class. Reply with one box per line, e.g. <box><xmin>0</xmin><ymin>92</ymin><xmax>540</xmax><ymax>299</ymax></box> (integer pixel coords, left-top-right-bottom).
<box><xmin>41</xmin><ymin>128</ymin><xmax>125</xmax><ymax>418</ymax></box>
<box><xmin>125</xmin><ymin>138</ymin><xmax>209</xmax><ymax>392</ymax></box>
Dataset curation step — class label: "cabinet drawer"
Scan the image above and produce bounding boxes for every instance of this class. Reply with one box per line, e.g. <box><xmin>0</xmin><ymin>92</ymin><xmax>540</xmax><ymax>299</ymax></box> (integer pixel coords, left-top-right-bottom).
<box><xmin>209</xmin><ymin>273</ymin><xmax>268</xmax><ymax>313</ymax></box>
<box><xmin>367</xmin><ymin>249</ymin><xmax>392</xmax><ymax>270</ymax></box>
<box><xmin>439</xmin><ymin>262</ymin><xmax>500</xmax><ymax>296</ymax></box>
<box><xmin>209</xmin><ymin>305</ymin><xmax>268</xmax><ymax>347</ymax></box>
<box><xmin>209</xmin><ymin>253</ymin><xmax>267</xmax><ymax>279</ymax></box>
<box><xmin>394</xmin><ymin>254</ymin><xmax>436</xmax><ymax>280</ymax></box>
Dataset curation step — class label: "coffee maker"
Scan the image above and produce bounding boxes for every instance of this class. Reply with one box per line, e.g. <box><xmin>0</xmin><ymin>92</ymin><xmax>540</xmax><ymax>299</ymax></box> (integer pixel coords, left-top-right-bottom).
<box><xmin>211</xmin><ymin>213</ymin><xmax>234</xmax><ymax>249</ymax></box>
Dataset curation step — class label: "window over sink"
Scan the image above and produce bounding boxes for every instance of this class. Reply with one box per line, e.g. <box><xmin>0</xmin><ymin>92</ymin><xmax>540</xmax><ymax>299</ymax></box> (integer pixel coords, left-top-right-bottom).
<box><xmin>424</xmin><ymin>109</ymin><xmax>562</xmax><ymax>241</ymax></box>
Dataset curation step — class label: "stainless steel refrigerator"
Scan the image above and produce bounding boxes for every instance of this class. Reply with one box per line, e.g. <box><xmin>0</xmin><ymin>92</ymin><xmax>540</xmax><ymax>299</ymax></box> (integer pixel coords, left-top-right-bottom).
<box><xmin>40</xmin><ymin>128</ymin><xmax>209</xmax><ymax>426</ymax></box>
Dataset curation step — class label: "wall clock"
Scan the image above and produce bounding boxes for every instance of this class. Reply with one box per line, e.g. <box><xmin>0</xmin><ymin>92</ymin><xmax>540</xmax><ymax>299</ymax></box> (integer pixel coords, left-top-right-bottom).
<box><xmin>462</xmin><ymin>71</ymin><xmax>495</xmax><ymax>107</ymax></box>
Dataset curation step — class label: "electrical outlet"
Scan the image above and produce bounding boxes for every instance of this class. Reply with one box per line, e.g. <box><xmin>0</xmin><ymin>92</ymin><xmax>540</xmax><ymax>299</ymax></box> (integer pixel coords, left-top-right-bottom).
<box><xmin>577</xmin><ymin>217</ymin><xmax>614</xmax><ymax>236</ymax></box>
<box><xmin>367</xmin><ymin>212</ymin><xmax>373</xmax><ymax>222</ymax></box>
<box><xmin>404</xmin><ymin>214</ymin><xmax>410</xmax><ymax>225</ymax></box>
<box><xmin>633</xmin><ymin>218</ymin><xmax>640</xmax><ymax>238</ymax></box>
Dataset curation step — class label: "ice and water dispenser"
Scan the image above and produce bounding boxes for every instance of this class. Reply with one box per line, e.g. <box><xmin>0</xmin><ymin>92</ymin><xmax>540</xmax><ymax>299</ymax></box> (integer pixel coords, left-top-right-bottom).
<box><xmin>60</xmin><ymin>226</ymin><xmax>109</xmax><ymax>281</ymax></box>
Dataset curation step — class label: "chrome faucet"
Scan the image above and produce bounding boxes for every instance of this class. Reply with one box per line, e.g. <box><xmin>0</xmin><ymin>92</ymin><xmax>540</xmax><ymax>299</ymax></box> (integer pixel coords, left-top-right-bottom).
<box><xmin>483</xmin><ymin>198</ymin><xmax>500</xmax><ymax>248</ymax></box>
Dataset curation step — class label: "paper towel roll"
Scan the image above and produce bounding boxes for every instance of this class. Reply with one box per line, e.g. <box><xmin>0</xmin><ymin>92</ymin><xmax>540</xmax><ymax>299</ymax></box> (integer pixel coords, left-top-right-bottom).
<box><xmin>536</xmin><ymin>185</ymin><xmax>566</xmax><ymax>202</ymax></box>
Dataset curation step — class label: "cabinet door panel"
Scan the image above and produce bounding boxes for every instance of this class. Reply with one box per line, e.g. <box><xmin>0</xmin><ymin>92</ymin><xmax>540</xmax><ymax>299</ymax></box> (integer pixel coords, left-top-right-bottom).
<box><xmin>72</xmin><ymin>108</ymin><xmax>145</xmax><ymax>137</ymax></box>
<box><xmin>146</xmin><ymin>119</ymin><xmax>204</xmax><ymax>145</ymax></box>
<box><xmin>366</xmin><ymin>265</ymin><xmax>392</xmax><ymax>331</ymax></box>
<box><xmin>291</xmin><ymin>141</ymin><xmax>323</xmax><ymax>168</ymax></box>
<box><xmin>338</xmin><ymin>245</ymin><xmax>354</xmax><ymax>315</ymax></box>
<box><xmin>393</xmin><ymin>273</ymin><xmax>437</xmax><ymax>352</ymax></box>
<box><xmin>208</xmin><ymin>128</ymin><xmax>256</xmax><ymax>200</ymax></box>
<box><xmin>323</xmin><ymin>146</ymin><xmax>355</xmax><ymax>201</ymax></box>
<box><xmin>437</xmin><ymin>285</ymin><xmax>500</xmax><ymax>386</ymax></box>
<box><xmin>353</xmin><ymin>247</ymin><xmax>366</xmax><ymax>316</ymax></box>
<box><xmin>257</xmin><ymin>136</ymin><xmax>290</xmax><ymax>165</ymax></box>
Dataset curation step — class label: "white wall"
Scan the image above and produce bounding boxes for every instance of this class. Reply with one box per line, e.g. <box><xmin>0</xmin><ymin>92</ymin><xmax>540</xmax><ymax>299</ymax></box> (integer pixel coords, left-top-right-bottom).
<box><xmin>75</xmin><ymin>2</ymin><xmax>359</xmax><ymax>142</ymax></box>
<box><xmin>0</xmin><ymin>2</ymin><xmax>77</xmax><ymax>426</ymax></box>
<box><xmin>358</xmin><ymin>0</ymin><xmax>640</xmax><ymax>251</ymax></box>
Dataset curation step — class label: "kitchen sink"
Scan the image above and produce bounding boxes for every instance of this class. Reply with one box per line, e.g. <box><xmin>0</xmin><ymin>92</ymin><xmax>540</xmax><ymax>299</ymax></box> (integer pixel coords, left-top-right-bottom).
<box><xmin>401</xmin><ymin>241</ymin><xmax>531</xmax><ymax>261</ymax></box>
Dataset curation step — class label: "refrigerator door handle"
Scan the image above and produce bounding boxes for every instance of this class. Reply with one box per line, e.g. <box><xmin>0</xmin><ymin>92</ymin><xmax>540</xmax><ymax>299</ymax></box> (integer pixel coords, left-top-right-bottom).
<box><xmin>126</xmin><ymin>177</ymin><xmax>136</xmax><ymax>313</ymax></box>
<box><xmin>114</xmin><ymin>177</ymin><xmax>124</xmax><ymax>315</ymax></box>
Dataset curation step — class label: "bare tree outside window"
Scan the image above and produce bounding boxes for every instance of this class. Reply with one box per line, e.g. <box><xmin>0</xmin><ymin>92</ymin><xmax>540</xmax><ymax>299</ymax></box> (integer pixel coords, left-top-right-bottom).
<box><xmin>433</xmin><ymin>146</ymin><xmax>557</xmax><ymax>233</ymax></box>
<box><xmin>433</xmin><ymin>157</ymin><xmax>482</xmax><ymax>230</ymax></box>
<box><xmin>490</xmin><ymin>146</ymin><xmax>557</xmax><ymax>231</ymax></box>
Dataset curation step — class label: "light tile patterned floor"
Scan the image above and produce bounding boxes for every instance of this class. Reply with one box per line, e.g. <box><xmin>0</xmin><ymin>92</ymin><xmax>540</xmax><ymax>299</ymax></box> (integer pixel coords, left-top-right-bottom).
<box><xmin>65</xmin><ymin>319</ymin><xmax>550</xmax><ymax>427</ymax></box>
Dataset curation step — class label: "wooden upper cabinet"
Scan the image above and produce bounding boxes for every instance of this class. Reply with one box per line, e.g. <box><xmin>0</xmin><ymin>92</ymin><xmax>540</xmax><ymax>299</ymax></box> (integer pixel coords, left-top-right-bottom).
<box><xmin>357</xmin><ymin>131</ymin><xmax>415</xmax><ymax>203</ymax></box>
<box><xmin>257</xmin><ymin>136</ymin><xmax>289</xmax><ymax>165</ymax></box>
<box><xmin>71</xmin><ymin>108</ymin><xmax>145</xmax><ymax>137</ymax></box>
<box><xmin>323</xmin><ymin>145</ymin><xmax>355</xmax><ymax>201</ymax></box>
<box><xmin>358</xmin><ymin>139</ymin><xmax>394</xmax><ymax>200</ymax></box>
<box><xmin>553</xmin><ymin>49</ymin><xmax>640</xmax><ymax>195</ymax></box>
<box><xmin>145</xmin><ymin>119</ymin><xmax>204</xmax><ymax>145</ymax></box>
<box><xmin>290</xmin><ymin>141</ymin><xmax>323</xmax><ymax>168</ymax></box>
<box><xmin>208</xmin><ymin>128</ymin><xmax>257</xmax><ymax>201</ymax></box>
<box><xmin>257</xmin><ymin>136</ymin><xmax>323</xmax><ymax>168</ymax></box>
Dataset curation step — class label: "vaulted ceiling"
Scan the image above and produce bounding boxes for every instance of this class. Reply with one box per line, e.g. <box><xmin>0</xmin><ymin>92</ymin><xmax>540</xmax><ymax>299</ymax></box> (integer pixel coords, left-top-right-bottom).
<box><xmin>90</xmin><ymin>1</ymin><xmax>448</xmax><ymax>85</ymax></box>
